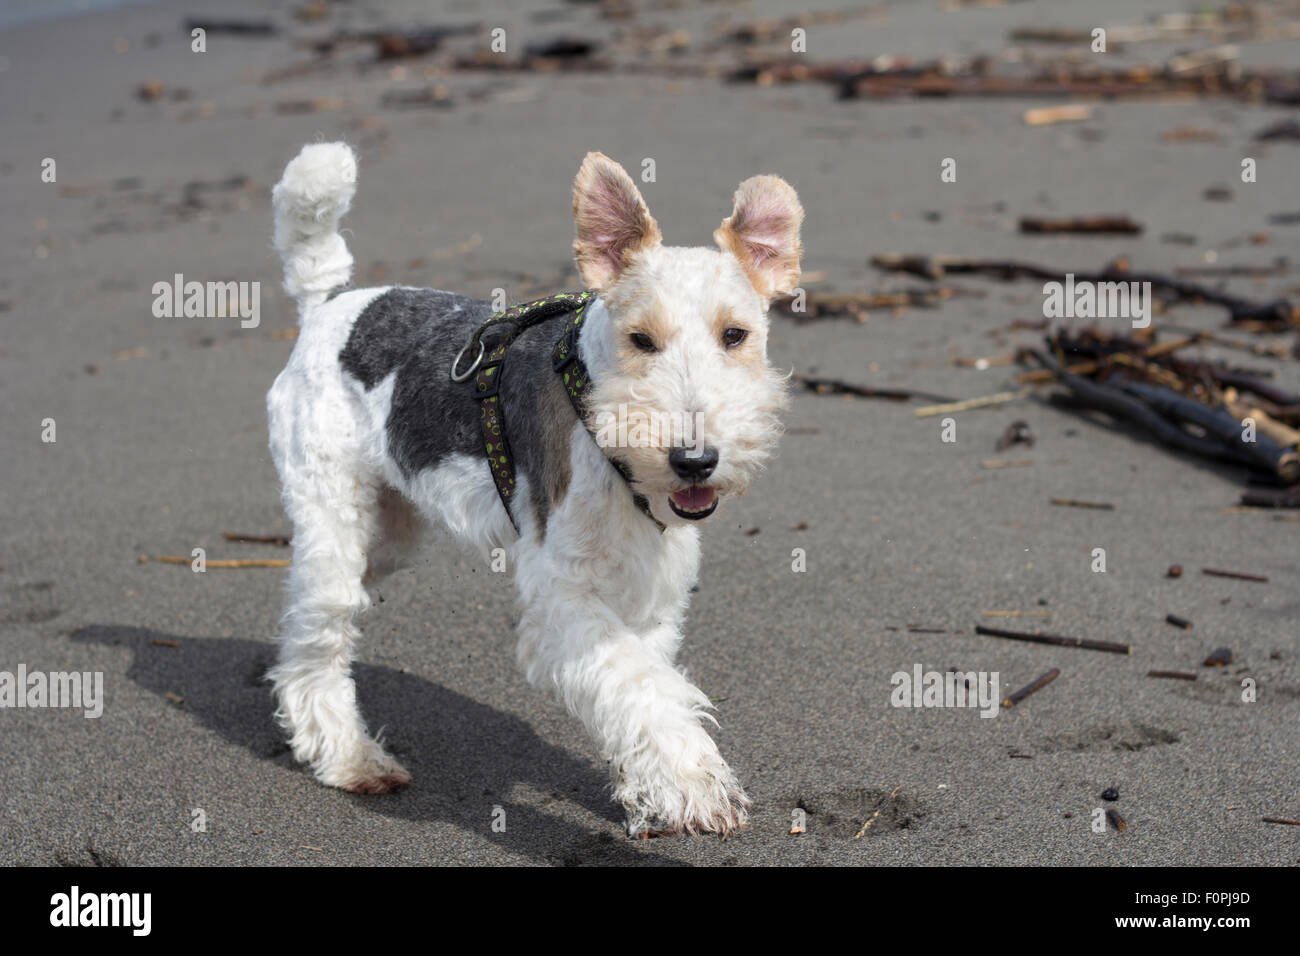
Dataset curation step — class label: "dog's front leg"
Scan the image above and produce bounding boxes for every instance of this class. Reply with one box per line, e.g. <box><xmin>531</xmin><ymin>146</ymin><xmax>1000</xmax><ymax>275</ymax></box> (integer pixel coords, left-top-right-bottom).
<box><xmin>515</xmin><ymin>591</ymin><xmax>748</xmax><ymax>837</ymax></box>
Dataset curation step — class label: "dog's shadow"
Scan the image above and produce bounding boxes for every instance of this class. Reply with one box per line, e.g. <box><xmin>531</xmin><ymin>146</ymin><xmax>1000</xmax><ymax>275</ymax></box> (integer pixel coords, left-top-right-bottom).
<box><xmin>70</xmin><ymin>625</ymin><xmax>682</xmax><ymax>866</ymax></box>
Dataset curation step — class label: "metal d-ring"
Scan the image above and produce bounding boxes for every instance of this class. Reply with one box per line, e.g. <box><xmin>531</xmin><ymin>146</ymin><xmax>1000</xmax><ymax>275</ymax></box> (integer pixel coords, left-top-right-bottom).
<box><xmin>449</xmin><ymin>338</ymin><xmax>485</xmax><ymax>383</ymax></box>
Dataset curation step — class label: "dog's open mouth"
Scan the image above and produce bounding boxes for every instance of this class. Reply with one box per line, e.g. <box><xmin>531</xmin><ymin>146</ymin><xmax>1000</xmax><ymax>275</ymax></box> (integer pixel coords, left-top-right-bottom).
<box><xmin>668</xmin><ymin>486</ymin><xmax>719</xmax><ymax>520</ymax></box>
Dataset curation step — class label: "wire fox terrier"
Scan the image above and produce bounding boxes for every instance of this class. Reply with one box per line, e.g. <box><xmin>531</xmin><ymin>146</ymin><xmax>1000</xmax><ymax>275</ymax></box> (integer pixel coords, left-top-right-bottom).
<box><xmin>265</xmin><ymin>142</ymin><xmax>801</xmax><ymax>836</ymax></box>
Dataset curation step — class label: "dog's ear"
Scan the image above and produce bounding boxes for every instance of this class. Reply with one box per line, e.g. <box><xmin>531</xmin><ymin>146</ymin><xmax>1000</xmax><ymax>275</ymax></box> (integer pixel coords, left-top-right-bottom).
<box><xmin>572</xmin><ymin>152</ymin><xmax>662</xmax><ymax>291</ymax></box>
<box><xmin>714</xmin><ymin>175</ymin><xmax>804</xmax><ymax>300</ymax></box>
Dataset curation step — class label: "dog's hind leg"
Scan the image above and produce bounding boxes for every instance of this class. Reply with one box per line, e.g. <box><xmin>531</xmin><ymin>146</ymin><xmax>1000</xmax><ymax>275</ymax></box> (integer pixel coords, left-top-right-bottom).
<box><xmin>265</xmin><ymin>392</ymin><xmax>409</xmax><ymax>794</ymax></box>
<box><xmin>266</xmin><ymin>142</ymin><xmax>409</xmax><ymax>793</ymax></box>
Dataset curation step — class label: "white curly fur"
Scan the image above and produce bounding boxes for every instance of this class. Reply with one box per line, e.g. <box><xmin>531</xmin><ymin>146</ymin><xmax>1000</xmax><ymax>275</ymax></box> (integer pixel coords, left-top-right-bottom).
<box><xmin>271</xmin><ymin>143</ymin><xmax>357</xmax><ymax>315</ymax></box>
<box><xmin>265</xmin><ymin>143</ymin><xmax>801</xmax><ymax>835</ymax></box>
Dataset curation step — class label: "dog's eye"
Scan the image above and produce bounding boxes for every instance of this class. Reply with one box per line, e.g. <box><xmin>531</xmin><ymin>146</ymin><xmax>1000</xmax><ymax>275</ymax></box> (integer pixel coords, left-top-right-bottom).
<box><xmin>721</xmin><ymin>328</ymin><xmax>748</xmax><ymax>349</ymax></box>
<box><xmin>630</xmin><ymin>332</ymin><xmax>657</xmax><ymax>353</ymax></box>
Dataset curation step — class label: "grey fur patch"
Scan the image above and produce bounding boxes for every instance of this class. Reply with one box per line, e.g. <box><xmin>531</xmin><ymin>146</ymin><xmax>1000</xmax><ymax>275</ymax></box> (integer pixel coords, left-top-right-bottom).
<box><xmin>497</xmin><ymin>320</ymin><xmax>577</xmax><ymax>537</ymax></box>
<box><xmin>338</xmin><ymin>287</ymin><xmax>578</xmax><ymax>537</ymax></box>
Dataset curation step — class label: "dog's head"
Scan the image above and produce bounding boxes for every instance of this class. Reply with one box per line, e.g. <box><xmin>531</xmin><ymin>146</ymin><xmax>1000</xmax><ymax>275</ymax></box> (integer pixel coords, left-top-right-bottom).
<box><xmin>571</xmin><ymin>152</ymin><xmax>800</xmax><ymax>526</ymax></box>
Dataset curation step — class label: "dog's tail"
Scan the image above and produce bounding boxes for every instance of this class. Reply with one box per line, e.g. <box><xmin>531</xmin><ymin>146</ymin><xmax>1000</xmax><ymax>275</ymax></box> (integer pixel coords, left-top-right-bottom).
<box><xmin>272</xmin><ymin>142</ymin><xmax>357</xmax><ymax>318</ymax></box>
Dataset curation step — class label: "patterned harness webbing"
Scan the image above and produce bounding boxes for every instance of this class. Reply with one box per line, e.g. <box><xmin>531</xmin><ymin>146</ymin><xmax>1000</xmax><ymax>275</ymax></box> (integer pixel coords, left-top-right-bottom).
<box><xmin>465</xmin><ymin>291</ymin><xmax>664</xmax><ymax>535</ymax></box>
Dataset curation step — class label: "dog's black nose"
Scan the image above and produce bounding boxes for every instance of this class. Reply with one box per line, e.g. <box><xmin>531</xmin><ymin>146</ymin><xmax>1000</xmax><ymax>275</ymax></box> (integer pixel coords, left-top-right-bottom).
<box><xmin>669</xmin><ymin>445</ymin><xmax>719</xmax><ymax>481</ymax></box>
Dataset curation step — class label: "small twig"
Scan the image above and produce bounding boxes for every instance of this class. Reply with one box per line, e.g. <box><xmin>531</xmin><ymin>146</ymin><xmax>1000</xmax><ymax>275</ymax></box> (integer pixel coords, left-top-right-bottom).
<box><xmin>975</xmin><ymin>624</ymin><xmax>1130</xmax><ymax>655</ymax></box>
<box><xmin>852</xmin><ymin>785</ymin><xmax>903</xmax><ymax>840</ymax></box>
<box><xmin>1147</xmin><ymin>670</ymin><xmax>1197</xmax><ymax>681</ymax></box>
<box><xmin>1202</xmin><ymin>567</ymin><xmax>1269</xmax><ymax>583</ymax></box>
<box><xmin>1020</xmin><ymin>216</ymin><xmax>1142</xmax><ymax>235</ymax></box>
<box><xmin>871</xmin><ymin>253</ymin><xmax>1294</xmax><ymax>328</ymax></box>
<box><xmin>1050</xmin><ymin>497</ymin><xmax>1115</xmax><ymax>510</ymax></box>
<box><xmin>1174</xmin><ymin>262</ymin><xmax>1289</xmax><ymax>278</ymax></box>
<box><xmin>1261</xmin><ymin>817</ymin><xmax>1300</xmax><ymax>826</ymax></box>
<box><xmin>795</xmin><ymin>374</ymin><xmax>955</xmax><ymax>404</ymax></box>
<box><xmin>147</xmin><ymin>555</ymin><xmax>291</xmax><ymax>568</ymax></box>
<box><xmin>151</xmin><ymin>639</ymin><xmax>181</xmax><ymax>648</ymax></box>
<box><xmin>1023</xmin><ymin>104</ymin><xmax>1094</xmax><ymax>126</ymax></box>
<box><xmin>222</xmin><ymin>532</ymin><xmax>291</xmax><ymax>546</ymax></box>
<box><xmin>914</xmin><ymin>387</ymin><xmax>1037</xmax><ymax>417</ymax></box>
<box><xmin>1002</xmin><ymin>668</ymin><xmax>1061</xmax><ymax>708</ymax></box>
<box><xmin>1164</xmin><ymin>614</ymin><xmax>1192</xmax><ymax>630</ymax></box>
<box><xmin>1240</xmin><ymin>488</ymin><xmax>1300</xmax><ymax>509</ymax></box>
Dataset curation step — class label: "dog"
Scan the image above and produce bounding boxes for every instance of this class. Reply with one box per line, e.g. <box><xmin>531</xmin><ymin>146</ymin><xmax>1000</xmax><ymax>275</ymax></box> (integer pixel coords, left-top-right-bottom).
<box><xmin>265</xmin><ymin>142</ymin><xmax>802</xmax><ymax>836</ymax></box>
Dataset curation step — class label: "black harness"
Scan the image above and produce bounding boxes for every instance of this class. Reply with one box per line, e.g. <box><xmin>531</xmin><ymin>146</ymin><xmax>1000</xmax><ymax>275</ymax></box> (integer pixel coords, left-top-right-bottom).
<box><xmin>450</xmin><ymin>292</ymin><xmax>663</xmax><ymax>535</ymax></box>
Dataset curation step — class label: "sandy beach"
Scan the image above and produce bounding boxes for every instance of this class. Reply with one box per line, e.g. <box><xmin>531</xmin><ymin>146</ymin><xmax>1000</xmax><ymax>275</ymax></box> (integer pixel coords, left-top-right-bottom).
<box><xmin>1</xmin><ymin>0</ymin><xmax>1297</xmax><ymax>866</ymax></box>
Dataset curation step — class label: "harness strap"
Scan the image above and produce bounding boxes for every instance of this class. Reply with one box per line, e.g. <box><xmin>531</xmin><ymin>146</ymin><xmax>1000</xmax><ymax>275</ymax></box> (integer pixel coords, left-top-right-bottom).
<box><xmin>460</xmin><ymin>292</ymin><xmax>663</xmax><ymax>535</ymax></box>
<box><xmin>552</xmin><ymin>299</ymin><xmax>665</xmax><ymax>531</ymax></box>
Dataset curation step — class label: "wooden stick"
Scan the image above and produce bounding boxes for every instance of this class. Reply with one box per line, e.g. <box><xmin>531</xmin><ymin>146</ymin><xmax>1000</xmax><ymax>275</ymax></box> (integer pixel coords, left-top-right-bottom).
<box><xmin>871</xmin><ymin>252</ymin><xmax>1294</xmax><ymax>327</ymax></box>
<box><xmin>1160</xmin><ymin>326</ymin><xmax>1292</xmax><ymax>358</ymax></box>
<box><xmin>795</xmin><ymin>374</ymin><xmax>955</xmax><ymax>404</ymax></box>
<box><xmin>1017</xmin><ymin>334</ymin><xmax>1202</xmax><ymax>385</ymax></box>
<box><xmin>915</xmin><ymin>387</ymin><xmax>1037</xmax><ymax>417</ymax></box>
<box><xmin>1023</xmin><ymin>105</ymin><xmax>1094</xmax><ymax>126</ymax></box>
<box><xmin>1202</xmin><ymin>567</ymin><xmax>1269</xmax><ymax>582</ymax></box>
<box><xmin>852</xmin><ymin>785</ymin><xmax>903</xmax><ymax>840</ymax></box>
<box><xmin>1147</xmin><ymin>670</ymin><xmax>1197</xmax><ymax>681</ymax></box>
<box><xmin>148</xmin><ymin>555</ymin><xmax>291</xmax><ymax>568</ymax></box>
<box><xmin>1032</xmin><ymin>349</ymin><xmax>1297</xmax><ymax>478</ymax></box>
<box><xmin>1002</xmin><ymin>668</ymin><xmax>1061</xmax><ymax>708</ymax></box>
<box><xmin>776</xmin><ymin>288</ymin><xmax>976</xmax><ymax>321</ymax></box>
<box><xmin>1240</xmin><ymin>488</ymin><xmax>1300</xmax><ymax>508</ymax></box>
<box><xmin>1118</xmin><ymin>380</ymin><xmax>1300</xmax><ymax>482</ymax></box>
<box><xmin>1050</xmin><ymin>497</ymin><xmax>1115</xmax><ymax>510</ymax></box>
<box><xmin>1020</xmin><ymin>216</ymin><xmax>1142</xmax><ymax>235</ymax></box>
<box><xmin>1262</xmin><ymin>817</ymin><xmax>1300</xmax><ymax>826</ymax></box>
<box><xmin>222</xmin><ymin>532</ymin><xmax>291</xmax><ymax>546</ymax></box>
<box><xmin>975</xmin><ymin>624</ymin><xmax>1131</xmax><ymax>655</ymax></box>
<box><xmin>1224</xmin><ymin>400</ymin><xmax>1300</xmax><ymax>448</ymax></box>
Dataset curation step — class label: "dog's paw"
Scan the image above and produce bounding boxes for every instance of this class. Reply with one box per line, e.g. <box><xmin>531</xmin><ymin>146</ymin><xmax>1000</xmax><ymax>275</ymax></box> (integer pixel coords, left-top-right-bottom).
<box><xmin>619</xmin><ymin>755</ymin><xmax>750</xmax><ymax>838</ymax></box>
<box><xmin>315</xmin><ymin>743</ymin><xmax>411</xmax><ymax>794</ymax></box>
<box><xmin>342</xmin><ymin>765</ymin><xmax>411</xmax><ymax>795</ymax></box>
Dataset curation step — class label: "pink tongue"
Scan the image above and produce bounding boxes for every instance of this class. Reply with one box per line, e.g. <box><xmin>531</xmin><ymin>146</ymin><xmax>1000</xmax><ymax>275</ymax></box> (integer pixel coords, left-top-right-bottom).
<box><xmin>672</xmin><ymin>486</ymin><xmax>717</xmax><ymax>511</ymax></box>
